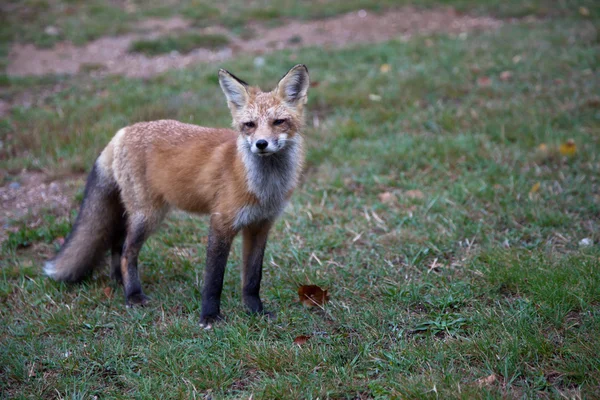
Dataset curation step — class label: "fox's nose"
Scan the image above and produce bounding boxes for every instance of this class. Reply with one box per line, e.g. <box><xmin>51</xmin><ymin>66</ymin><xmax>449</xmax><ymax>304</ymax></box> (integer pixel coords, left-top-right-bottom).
<box><xmin>255</xmin><ymin>140</ymin><xmax>268</xmax><ymax>150</ymax></box>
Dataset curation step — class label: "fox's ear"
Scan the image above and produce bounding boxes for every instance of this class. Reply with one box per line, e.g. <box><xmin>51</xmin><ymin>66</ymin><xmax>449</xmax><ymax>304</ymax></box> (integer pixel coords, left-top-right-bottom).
<box><xmin>276</xmin><ymin>64</ymin><xmax>309</xmax><ymax>106</ymax></box>
<box><xmin>218</xmin><ymin>69</ymin><xmax>249</xmax><ymax>110</ymax></box>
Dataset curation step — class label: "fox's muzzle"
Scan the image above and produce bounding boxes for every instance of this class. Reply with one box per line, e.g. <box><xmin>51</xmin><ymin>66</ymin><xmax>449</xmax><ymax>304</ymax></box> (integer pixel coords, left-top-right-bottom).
<box><xmin>249</xmin><ymin>134</ymin><xmax>289</xmax><ymax>156</ymax></box>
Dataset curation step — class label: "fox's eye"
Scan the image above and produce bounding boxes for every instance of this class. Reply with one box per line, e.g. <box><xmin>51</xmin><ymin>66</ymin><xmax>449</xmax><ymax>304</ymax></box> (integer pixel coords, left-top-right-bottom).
<box><xmin>273</xmin><ymin>119</ymin><xmax>286</xmax><ymax>126</ymax></box>
<box><xmin>244</xmin><ymin>121</ymin><xmax>256</xmax><ymax>128</ymax></box>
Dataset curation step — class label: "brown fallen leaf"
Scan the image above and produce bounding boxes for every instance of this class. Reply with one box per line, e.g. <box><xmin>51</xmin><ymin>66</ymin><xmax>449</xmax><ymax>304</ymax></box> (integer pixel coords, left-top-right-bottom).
<box><xmin>379</xmin><ymin>63</ymin><xmax>391</xmax><ymax>73</ymax></box>
<box><xmin>529</xmin><ymin>182</ymin><xmax>541</xmax><ymax>200</ymax></box>
<box><xmin>298</xmin><ymin>285</ymin><xmax>329</xmax><ymax>307</ymax></box>
<box><xmin>476</xmin><ymin>373</ymin><xmax>497</xmax><ymax>387</ymax></box>
<box><xmin>293</xmin><ymin>335</ymin><xmax>311</xmax><ymax>346</ymax></box>
<box><xmin>529</xmin><ymin>182</ymin><xmax>541</xmax><ymax>194</ymax></box>
<box><xmin>103</xmin><ymin>287</ymin><xmax>113</xmax><ymax>299</ymax></box>
<box><xmin>585</xmin><ymin>96</ymin><xmax>600</xmax><ymax>109</ymax></box>
<box><xmin>559</xmin><ymin>139</ymin><xmax>576</xmax><ymax>156</ymax></box>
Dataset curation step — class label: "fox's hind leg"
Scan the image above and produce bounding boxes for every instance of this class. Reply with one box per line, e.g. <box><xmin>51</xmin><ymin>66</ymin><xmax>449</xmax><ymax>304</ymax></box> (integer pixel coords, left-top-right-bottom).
<box><xmin>110</xmin><ymin>214</ymin><xmax>127</xmax><ymax>284</ymax></box>
<box><xmin>120</xmin><ymin>210</ymin><xmax>165</xmax><ymax>307</ymax></box>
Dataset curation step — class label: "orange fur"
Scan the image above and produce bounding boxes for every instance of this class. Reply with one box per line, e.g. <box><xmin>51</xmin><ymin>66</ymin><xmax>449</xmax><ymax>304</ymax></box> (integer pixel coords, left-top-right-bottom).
<box><xmin>97</xmin><ymin>116</ymin><xmax>298</xmax><ymax>233</ymax></box>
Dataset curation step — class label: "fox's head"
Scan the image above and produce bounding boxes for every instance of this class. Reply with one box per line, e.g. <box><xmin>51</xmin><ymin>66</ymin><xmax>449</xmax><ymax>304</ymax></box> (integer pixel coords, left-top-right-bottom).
<box><xmin>218</xmin><ymin>64</ymin><xmax>309</xmax><ymax>156</ymax></box>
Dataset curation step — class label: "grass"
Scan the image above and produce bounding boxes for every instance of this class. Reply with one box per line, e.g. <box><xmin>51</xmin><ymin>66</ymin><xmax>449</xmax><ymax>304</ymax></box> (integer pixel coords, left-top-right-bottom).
<box><xmin>129</xmin><ymin>33</ymin><xmax>230</xmax><ymax>55</ymax></box>
<box><xmin>2</xmin><ymin>1</ymin><xmax>600</xmax><ymax>398</ymax></box>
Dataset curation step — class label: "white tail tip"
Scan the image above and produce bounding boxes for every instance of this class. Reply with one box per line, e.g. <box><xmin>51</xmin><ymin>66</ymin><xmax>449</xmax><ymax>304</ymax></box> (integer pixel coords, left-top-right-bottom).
<box><xmin>43</xmin><ymin>261</ymin><xmax>57</xmax><ymax>279</ymax></box>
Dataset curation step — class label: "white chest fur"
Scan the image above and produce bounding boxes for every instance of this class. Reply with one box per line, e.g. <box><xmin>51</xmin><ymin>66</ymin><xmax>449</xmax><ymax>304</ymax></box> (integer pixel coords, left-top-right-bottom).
<box><xmin>234</xmin><ymin>136</ymin><xmax>302</xmax><ymax>229</ymax></box>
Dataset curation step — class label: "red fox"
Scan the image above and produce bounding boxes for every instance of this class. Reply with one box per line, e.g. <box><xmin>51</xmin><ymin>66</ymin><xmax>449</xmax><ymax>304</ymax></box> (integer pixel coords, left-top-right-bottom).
<box><xmin>44</xmin><ymin>64</ymin><xmax>310</xmax><ymax>328</ymax></box>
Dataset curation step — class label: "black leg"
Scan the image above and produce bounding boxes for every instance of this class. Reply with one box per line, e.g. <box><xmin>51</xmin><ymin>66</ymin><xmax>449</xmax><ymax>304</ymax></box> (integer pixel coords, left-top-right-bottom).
<box><xmin>121</xmin><ymin>217</ymin><xmax>150</xmax><ymax>307</ymax></box>
<box><xmin>110</xmin><ymin>216</ymin><xmax>127</xmax><ymax>284</ymax></box>
<box><xmin>200</xmin><ymin>221</ymin><xmax>235</xmax><ymax>328</ymax></box>
<box><xmin>242</xmin><ymin>221</ymin><xmax>272</xmax><ymax>315</ymax></box>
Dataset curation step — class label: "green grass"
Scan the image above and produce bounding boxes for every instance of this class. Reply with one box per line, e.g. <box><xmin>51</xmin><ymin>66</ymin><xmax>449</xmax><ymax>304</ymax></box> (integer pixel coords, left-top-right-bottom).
<box><xmin>2</xmin><ymin>1</ymin><xmax>600</xmax><ymax>398</ymax></box>
<box><xmin>129</xmin><ymin>33</ymin><xmax>230</xmax><ymax>55</ymax></box>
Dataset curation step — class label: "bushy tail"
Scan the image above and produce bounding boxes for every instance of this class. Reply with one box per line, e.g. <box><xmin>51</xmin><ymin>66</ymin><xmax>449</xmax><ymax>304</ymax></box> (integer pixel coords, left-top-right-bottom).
<box><xmin>44</xmin><ymin>161</ymin><xmax>125</xmax><ymax>282</ymax></box>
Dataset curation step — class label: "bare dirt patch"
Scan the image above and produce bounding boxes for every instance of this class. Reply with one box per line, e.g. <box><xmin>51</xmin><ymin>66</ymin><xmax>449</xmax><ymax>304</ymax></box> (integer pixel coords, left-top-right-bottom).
<box><xmin>7</xmin><ymin>7</ymin><xmax>503</xmax><ymax>78</ymax></box>
<box><xmin>0</xmin><ymin>173</ymin><xmax>84</xmax><ymax>243</ymax></box>
<box><xmin>135</xmin><ymin>16</ymin><xmax>192</xmax><ymax>33</ymax></box>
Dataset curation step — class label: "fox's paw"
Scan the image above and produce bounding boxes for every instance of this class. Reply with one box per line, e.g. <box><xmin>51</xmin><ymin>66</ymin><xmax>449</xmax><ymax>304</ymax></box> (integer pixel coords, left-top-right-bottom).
<box><xmin>111</xmin><ymin>269</ymin><xmax>123</xmax><ymax>284</ymax></box>
<box><xmin>126</xmin><ymin>293</ymin><xmax>149</xmax><ymax>308</ymax></box>
<box><xmin>243</xmin><ymin>295</ymin><xmax>264</xmax><ymax>314</ymax></box>
<box><xmin>199</xmin><ymin>314</ymin><xmax>222</xmax><ymax>330</ymax></box>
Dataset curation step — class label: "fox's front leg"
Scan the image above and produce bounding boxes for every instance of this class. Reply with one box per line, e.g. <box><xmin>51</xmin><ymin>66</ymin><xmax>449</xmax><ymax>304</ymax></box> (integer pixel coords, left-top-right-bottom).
<box><xmin>242</xmin><ymin>221</ymin><xmax>273</xmax><ymax>315</ymax></box>
<box><xmin>200</xmin><ymin>222</ymin><xmax>235</xmax><ymax>329</ymax></box>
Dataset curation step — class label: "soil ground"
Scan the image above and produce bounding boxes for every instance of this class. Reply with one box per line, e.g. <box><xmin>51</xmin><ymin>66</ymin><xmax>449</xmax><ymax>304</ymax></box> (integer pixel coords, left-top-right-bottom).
<box><xmin>7</xmin><ymin>7</ymin><xmax>503</xmax><ymax>78</ymax></box>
